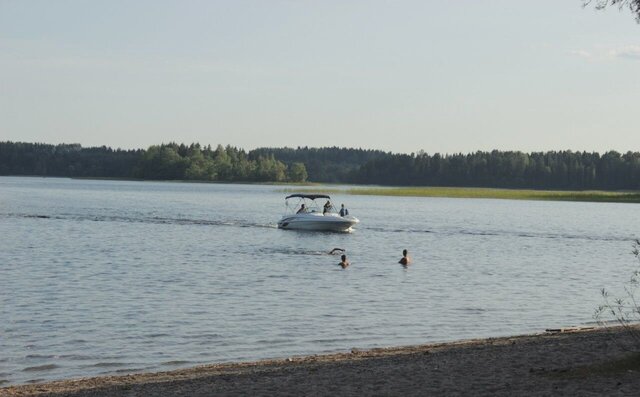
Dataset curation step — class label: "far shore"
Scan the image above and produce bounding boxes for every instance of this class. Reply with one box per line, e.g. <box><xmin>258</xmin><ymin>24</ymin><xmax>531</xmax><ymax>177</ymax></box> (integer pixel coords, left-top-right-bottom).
<box><xmin>3</xmin><ymin>326</ymin><xmax>640</xmax><ymax>396</ymax></box>
<box><xmin>287</xmin><ymin>186</ymin><xmax>640</xmax><ymax>203</ymax></box>
<box><xmin>4</xmin><ymin>175</ymin><xmax>640</xmax><ymax>203</ymax></box>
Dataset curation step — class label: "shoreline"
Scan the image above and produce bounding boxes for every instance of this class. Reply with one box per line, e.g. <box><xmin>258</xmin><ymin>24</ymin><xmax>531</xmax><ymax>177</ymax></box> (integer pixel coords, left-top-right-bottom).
<box><xmin>287</xmin><ymin>186</ymin><xmax>640</xmax><ymax>204</ymax></box>
<box><xmin>4</xmin><ymin>176</ymin><xmax>639</xmax><ymax>203</ymax></box>
<box><xmin>3</xmin><ymin>326</ymin><xmax>640</xmax><ymax>396</ymax></box>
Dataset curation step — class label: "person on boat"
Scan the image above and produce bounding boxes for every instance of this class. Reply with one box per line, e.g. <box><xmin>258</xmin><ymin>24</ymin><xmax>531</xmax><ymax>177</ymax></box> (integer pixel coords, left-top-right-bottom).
<box><xmin>329</xmin><ymin>248</ymin><xmax>345</xmax><ymax>255</ymax></box>
<box><xmin>339</xmin><ymin>254</ymin><xmax>350</xmax><ymax>269</ymax></box>
<box><xmin>399</xmin><ymin>249</ymin><xmax>411</xmax><ymax>266</ymax></box>
<box><xmin>339</xmin><ymin>204</ymin><xmax>349</xmax><ymax>217</ymax></box>
<box><xmin>323</xmin><ymin>200</ymin><xmax>332</xmax><ymax>214</ymax></box>
<box><xmin>297</xmin><ymin>204</ymin><xmax>306</xmax><ymax>214</ymax></box>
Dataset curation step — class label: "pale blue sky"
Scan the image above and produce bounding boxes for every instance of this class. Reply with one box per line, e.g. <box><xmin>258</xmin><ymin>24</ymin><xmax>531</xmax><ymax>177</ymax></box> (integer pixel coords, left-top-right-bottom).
<box><xmin>1</xmin><ymin>0</ymin><xmax>639</xmax><ymax>153</ymax></box>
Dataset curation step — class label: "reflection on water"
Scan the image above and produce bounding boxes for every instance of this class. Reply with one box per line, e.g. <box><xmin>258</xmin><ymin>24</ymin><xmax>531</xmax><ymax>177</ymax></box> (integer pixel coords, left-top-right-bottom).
<box><xmin>0</xmin><ymin>177</ymin><xmax>637</xmax><ymax>386</ymax></box>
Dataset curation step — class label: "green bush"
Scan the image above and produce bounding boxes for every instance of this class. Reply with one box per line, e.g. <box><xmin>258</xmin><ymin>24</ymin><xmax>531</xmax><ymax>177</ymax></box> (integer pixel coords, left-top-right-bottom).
<box><xmin>594</xmin><ymin>240</ymin><xmax>640</xmax><ymax>348</ymax></box>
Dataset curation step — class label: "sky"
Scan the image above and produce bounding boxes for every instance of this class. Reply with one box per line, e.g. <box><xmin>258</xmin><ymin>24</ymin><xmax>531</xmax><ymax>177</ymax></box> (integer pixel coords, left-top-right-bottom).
<box><xmin>1</xmin><ymin>0</ymin><xmax>639</xmax><ymax>154</ymax></box>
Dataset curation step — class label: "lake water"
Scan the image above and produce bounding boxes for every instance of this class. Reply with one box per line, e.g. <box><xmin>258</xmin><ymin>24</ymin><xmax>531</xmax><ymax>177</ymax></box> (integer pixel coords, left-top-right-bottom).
<box><xmin>0</xmin><ymin>176</ymin><xmax>638</xmax><ymax>386</ymax></box>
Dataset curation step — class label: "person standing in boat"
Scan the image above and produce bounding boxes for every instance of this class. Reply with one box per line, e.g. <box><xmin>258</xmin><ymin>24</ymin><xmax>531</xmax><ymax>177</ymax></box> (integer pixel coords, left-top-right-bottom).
<box><xmin>339</xmin><ymin>204</ymin><xmax>349</xmax><ymax>217</ymax></box>
<box><xmin>297</xmin><ymin>203</ymin><xmax>306</xmax><ymax>214</ymax></box>
<box><xmin>323</xmin><ymin>200</ymin><xmax>332</xmax><ymax>214</ymax></box>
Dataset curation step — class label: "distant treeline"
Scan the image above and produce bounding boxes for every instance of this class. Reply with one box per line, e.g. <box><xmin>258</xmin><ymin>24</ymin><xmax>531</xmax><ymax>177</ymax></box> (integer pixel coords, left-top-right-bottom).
<box><xmin>2</xmin><ymin>141</ymin><xmax>640</xmax><ymax>190</ymax></box>
<box><xmin>250</xmin><ymin>146</ymin><xmax>389</xmax><ymax>183</ymax></box>
<box><xmin>354</xmin><ymin>150</ymin><xmax>640</xmax><ymax>190</ymax></box>
<box><xmin>0</xmin><ymin>142</ymin><xmax>307</xmax><ymax>182</ymax></box>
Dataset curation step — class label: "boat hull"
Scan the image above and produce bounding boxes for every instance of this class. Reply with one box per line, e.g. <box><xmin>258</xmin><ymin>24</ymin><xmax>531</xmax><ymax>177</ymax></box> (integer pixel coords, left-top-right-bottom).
<box><xmin>278</xmin><ymin>214</ymin><xmax>359</xmax><ymax>232</ymax></box>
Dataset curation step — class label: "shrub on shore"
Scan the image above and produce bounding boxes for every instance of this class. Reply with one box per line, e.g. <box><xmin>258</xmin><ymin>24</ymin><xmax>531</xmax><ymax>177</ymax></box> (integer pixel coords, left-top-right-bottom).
<box><xmin>595</xmin><ymin>240</ymin><xmax>640</xmax><ymax>348</ymax></box>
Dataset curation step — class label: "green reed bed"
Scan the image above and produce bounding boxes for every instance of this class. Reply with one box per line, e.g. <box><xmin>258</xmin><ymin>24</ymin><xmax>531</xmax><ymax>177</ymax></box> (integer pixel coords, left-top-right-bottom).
<box><xmin>282</xmin><ymin>187</ymin><xmax>640</xmax><ymax>203</ymax></box>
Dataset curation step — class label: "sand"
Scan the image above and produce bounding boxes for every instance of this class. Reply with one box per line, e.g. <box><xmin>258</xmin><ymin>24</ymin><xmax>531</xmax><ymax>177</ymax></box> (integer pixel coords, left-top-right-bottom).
<box><xmin>3</xmin><ymin>326</ymin><xmax>640</xmax><ymax>396</ymax></box>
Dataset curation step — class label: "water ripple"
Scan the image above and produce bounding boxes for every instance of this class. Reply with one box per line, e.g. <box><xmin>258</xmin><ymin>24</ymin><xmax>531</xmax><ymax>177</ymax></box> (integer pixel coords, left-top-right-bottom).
<box><xmin>22</xmin><ymin>364</ymin><xmax>59</xmax><ymax>372</ymax></box>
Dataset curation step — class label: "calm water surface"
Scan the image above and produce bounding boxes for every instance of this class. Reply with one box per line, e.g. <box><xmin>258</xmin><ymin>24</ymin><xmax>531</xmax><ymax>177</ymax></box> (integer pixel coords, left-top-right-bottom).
<box><xmin>0</xmin><ymin>177</ymin><xmax>637</xmax><ymax>386</ymax></box>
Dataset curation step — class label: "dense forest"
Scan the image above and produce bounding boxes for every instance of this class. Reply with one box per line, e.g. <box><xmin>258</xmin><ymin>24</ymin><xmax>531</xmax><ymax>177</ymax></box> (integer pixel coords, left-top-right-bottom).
<box><xmin>0</xmin><ymin>143</ymin><xmax>142</xmax><ymax>179</ymax></box>
<box><xmin>354</xmin><ymin>150</ymin><xmax>640</xmax><ymax>190</ymax></box>
<box><xmin>1</xmin><ymin>141</ymin><xmax>640</xmax><ymax>190</ymax></box>
<box><xmin>0</xmin><ymin>142</ymin><xmax>307</xmax><ymax>183</ymax></box>
<box><xmin>250</xmin><ymin>146</ymin><xmax>389</xmax><ymax>182</ymax></box>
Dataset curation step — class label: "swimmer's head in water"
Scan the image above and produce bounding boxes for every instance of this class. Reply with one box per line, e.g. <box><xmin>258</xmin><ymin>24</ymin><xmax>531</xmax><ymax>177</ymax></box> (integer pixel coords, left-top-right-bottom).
<box><xmin>403</xmin><ymin>249</ymin><xmax>408</xmax><ymax>257</ymax></box>
<box><xmin>341</xmin><ymin>254</ymin><xmax>346</xmax><ymax>261</ymax></box>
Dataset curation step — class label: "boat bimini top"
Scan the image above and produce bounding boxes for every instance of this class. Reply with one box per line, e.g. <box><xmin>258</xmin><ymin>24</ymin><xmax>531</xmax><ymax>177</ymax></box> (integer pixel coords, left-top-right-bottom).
<box><xmin>285</xmin><ymin>194</ymin><xmax>331</xmax><ymax>200</ymax></box>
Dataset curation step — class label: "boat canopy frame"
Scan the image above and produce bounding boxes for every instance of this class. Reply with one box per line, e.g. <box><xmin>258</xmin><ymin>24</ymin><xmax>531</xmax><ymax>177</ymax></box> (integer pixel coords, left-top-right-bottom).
<box><xmin>284</xmin><ymin>193</ymin><xmax>334</xmax><ymax>214</ymax></box>
<box><xmin>285</xmin><ymin>194</ymin><xmax>331</xmax><ymax>200</ymax></box>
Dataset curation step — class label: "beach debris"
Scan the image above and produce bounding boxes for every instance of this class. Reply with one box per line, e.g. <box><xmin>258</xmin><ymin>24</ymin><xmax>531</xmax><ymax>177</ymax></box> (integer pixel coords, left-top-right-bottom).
<box><xmin>545</xmin><ymin>326</ymin><xmax>595</xmax><ymax>333</ymax></box>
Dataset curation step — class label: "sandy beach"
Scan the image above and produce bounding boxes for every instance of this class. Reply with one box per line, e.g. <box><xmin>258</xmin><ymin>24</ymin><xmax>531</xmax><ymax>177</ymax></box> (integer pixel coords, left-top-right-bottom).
<box><xmin>3</xmin><ymin>326</ymin><xmax>640</xmax><ymax>396</ymax></box>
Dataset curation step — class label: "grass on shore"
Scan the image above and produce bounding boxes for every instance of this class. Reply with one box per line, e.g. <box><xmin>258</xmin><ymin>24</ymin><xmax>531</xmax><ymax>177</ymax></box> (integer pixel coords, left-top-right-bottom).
<box><xmin>282</xmin><ymin>186</ymin><xmax>640</xmax><ymax>203</ymax></box>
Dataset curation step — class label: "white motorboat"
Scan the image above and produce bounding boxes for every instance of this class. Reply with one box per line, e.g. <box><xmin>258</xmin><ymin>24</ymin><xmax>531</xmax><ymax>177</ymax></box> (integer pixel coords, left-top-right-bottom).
<box><xmin>277</xmin><ymin>194</ymin><xmax>359</xmax><ymax>232</ymax></box>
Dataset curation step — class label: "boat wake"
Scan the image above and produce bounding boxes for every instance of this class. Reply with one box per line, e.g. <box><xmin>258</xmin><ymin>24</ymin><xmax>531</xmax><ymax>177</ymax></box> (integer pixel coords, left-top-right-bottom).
<box><xmin>257</xmin><ymin>247</ymin><xmax>335</xmax><ymax>256</ymax></box>
<box><xmin>1</xmin><ymin>212</ymin><xmax>278</xmax><ymax>230</ymax></box>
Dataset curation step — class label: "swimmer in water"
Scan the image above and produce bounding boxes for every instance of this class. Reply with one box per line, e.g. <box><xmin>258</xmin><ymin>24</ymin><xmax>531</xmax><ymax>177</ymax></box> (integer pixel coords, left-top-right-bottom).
<box><xmin>339</xmin><ymin>254</ymin><xmax>350</xmax><ymax>269</ymax></box>
<box><xmin>399</xmin><ymin>249</ymin><xmax>411</xmax><ymax>266</ymax></box>
<box><xmin>329</xmin><ymin>248</ymin><xmax>345</xmax><ymax>255</ymax></box>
